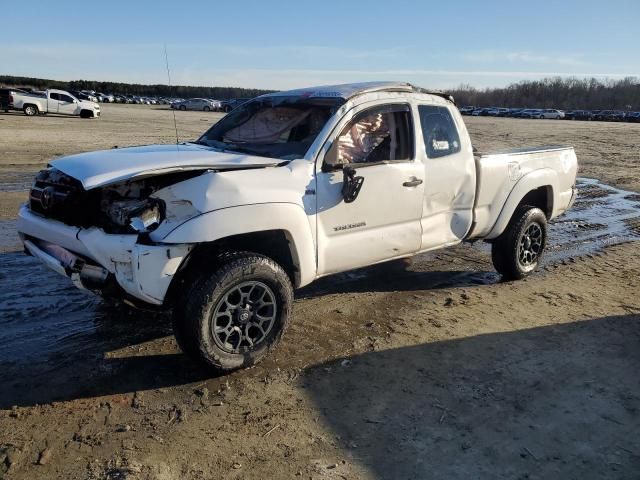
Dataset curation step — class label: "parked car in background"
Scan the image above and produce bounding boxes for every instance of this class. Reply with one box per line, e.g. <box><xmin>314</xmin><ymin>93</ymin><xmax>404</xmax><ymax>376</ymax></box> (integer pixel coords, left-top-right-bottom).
<box><xmin>471</xmin><ymin>107</ymin><xmax>490</xmax><ymax>116</ymax></box>
<box><xmin>626</xmin><ymin>112</ymin><xmax>640</xmax><ymax>123</ymax></box>
<box><xmin>79</xmin><ymin>91</ymin><xmax>99</xmax><ymax>102</ymax></box>
<box><xmin>172</xmin><ymin>98</ymin><xmax>218</xmax><ymax>111</ymax></box>
<box><xmin>514</xmin><ymin>109</ymin><xmax>540</xmax><ymax>118</ymax></box>
<box><xmin>11</xmin><ymin>89</ymin><xmax>100</xmax><ymax>117</ymax></box>
<box><xmin>96</xmin><ymin>93</ymin><xmax>115</xmax><ymax>103</ymax></box>
<box><xmin>220</xmin><ymin>98</ymin><xmax>250</xmax><ymax>112</ymax></box>
<box><xmin>564</xmin><ymin>110</ymin><xmax>592</xmax><ymax>121</ymax></box>
<box><xmin>459</xmin><ymin>106</ymin><xmax>475</xmax><ymax>115</ymax></box>
<box><xmin>592</xmin><ymin>110</ymin><xmax>619</xmax><ymax>121</ymax></box>
<box><xmin>538</xmin><ymin>109</ymin><xmax>565</xmax><ymax>119</ymax></box>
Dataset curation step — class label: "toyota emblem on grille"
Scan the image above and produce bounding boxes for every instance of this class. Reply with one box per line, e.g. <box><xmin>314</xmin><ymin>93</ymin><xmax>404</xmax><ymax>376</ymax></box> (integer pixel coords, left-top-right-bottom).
<box><xmin>40</xmin><ymin>186</ymin><xmax>55</xmax><ymax>210</ymax></box>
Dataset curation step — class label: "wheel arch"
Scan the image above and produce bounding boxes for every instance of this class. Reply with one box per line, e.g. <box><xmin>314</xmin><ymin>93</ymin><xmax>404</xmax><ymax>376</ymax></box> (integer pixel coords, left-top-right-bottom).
<box><xmin>164</xmin><ymin>229</ymin><xmax>302</xmax><ymax>307</ymax></box>
<box><xmin>161</xmin><ymin>203</ymin><xmax>316</xmax><ymax>302</ymax></box>
<box><xmin>486</xmin><ymin>169</ymin><xmax>557</xmax><ymax>240</ymax></box>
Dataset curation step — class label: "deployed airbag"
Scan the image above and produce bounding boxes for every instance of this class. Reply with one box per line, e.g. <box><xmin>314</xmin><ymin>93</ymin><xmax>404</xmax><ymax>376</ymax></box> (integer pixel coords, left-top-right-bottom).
<box><xmin>224</xmin><ymin>107</ymin><xmax>311</xmax><ymax>144</ymax></box>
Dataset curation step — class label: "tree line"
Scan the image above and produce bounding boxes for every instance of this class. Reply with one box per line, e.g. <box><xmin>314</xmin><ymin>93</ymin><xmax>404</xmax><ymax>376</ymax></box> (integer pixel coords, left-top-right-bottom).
<box><xmin>450</xmin><ymin>77</ymin><xmax>640</xmax><ymax>110</ymax></box>
<box><xmin>0</xmin><ymin>75</ymin><xmax>274</xmax><ymax>99</ymax></box>
<box><xmin>3</xmin><ymin>74</ymin><xmax>640</xmax><ymax>109</ymax></box>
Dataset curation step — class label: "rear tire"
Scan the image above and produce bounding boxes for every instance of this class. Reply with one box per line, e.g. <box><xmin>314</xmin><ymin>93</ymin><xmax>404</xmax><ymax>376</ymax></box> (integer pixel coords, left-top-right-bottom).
<box><xmin>172</xmin><ymin>252</ymin><xmax>293</xmax><ymax>372</ymax></box>
<box><xmin>179</xmin><ymin>105</ymin><xmax>186</xmax><ymax>111</ymax></box>
<box><xmin>23</xmin><ymin>104</ymin><xmax>38</xmax><ymax>116</ymax></box>
<box><xmin>491</xmin><ymin>206</ymin><xmax>547</xmax><ymax>280</ymax></box>
<box><xmin>203</xmin><ymin>106</ymin><xmax>211</xmax><ymax>112</ymax></box>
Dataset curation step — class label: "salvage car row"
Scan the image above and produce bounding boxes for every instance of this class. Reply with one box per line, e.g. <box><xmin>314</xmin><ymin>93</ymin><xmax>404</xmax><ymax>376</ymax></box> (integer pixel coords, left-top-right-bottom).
<box><xmin>1</xmin><ymin>86</ymin><xmax>250</xmax><ymax>116</ymax></box>
<box><xmin>65</xmin><ymin>90</ymin><xmax>247</xmax><ymax>112</ymax></box>
<box><xmin>459</xmin><ymin>106</ymin><xmax>640</xmax><ymax>122</ymax></box>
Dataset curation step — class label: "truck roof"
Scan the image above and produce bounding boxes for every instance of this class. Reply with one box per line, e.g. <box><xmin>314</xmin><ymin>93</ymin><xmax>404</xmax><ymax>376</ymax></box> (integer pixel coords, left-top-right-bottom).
<box><xmin>262</xmin><ymin>81</ymin><xmax>455</xmax><ymax>104</ymax></box>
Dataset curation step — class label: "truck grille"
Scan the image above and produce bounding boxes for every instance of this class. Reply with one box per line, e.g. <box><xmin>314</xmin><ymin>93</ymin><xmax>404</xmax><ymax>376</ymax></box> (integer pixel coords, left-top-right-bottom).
<box><xmin>29</xmin><ymin>168</ymin><xmax>95</xmax><ymax>226</ymax></box>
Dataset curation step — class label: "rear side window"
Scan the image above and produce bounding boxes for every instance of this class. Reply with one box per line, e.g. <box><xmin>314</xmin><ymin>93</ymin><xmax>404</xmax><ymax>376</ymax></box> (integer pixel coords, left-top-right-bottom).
<box><xmin>60</xmin><ymin>95</ymin><xmax>74</xmax><ymax>103</ymax></box>
<box><xmin>418</xmin><ymin>105</ymin><xmax>461</xmax><ymax>158</ymax></box>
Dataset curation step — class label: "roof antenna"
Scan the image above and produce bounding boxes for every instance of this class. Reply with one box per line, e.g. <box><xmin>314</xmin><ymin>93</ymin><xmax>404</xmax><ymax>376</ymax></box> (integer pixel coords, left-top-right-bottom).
<box><xmin>163</xmin><ymin>43</ymin><xmax>179</xmax><ymax>146</ymax></box>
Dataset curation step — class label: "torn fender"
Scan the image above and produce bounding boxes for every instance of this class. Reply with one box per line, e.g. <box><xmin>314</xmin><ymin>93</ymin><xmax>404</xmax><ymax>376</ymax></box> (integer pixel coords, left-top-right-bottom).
<box><xmin>160</xmin><ymin>203</ymin><xmax>317</xmax><ymax>288</ymax></box>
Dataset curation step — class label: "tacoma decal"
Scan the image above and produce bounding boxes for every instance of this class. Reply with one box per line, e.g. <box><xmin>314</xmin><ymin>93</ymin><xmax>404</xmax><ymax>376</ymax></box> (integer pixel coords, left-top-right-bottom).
<box><xmin>333</xmin><ymin>221</ymin><xmax>366</xmax><ymax>232</ymax></box>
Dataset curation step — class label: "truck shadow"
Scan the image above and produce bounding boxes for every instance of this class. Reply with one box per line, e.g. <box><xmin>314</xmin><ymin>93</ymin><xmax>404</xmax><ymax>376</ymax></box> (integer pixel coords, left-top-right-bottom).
<box><xmin>299</xmin><ymin>252</ymin><xmax>499</xmax><ymax>299</ymax></box>
<box><xmin>0</xmin><ymin>247</ymin><xmax>503</xmax><ymax>408</ymax></box>
<box><xmin>301</xmin><ymin>314</ymin><xmax>640</xmax><ymax>479</ymax></box>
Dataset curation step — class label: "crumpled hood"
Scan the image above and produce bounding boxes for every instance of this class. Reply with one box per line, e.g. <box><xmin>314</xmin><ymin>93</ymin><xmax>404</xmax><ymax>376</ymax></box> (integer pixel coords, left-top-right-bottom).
<box><xmin>51</xmin><ymin>143</ymin><xmax>281</xmax><ymax>189</ymax></box>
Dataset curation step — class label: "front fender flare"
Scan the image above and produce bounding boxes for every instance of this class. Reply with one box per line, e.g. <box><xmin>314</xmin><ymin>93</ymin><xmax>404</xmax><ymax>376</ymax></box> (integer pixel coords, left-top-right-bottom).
<box><xmin>160</xmin><ymin>203</ymin><xmax>317</xmax><ymax>288</ymax></box>
<box><xmin>486</xmin><ymin>168</ymin><xmax>558</xmax><ymax>240</ymax></box>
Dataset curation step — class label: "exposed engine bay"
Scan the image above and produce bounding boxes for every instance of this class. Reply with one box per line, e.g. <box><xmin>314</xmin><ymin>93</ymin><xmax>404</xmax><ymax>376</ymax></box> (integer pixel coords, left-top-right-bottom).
<box><xmin>29</xmin><ymin>168</ymin><xmax>204</xmax><ymax>234</ymax></box>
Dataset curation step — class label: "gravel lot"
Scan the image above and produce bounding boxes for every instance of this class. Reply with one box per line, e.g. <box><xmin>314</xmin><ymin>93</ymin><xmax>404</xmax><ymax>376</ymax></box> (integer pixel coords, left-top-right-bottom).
<box><xmin>0</xmin><ymin>105</ymin><xmax>639</xmax><ymax>480</ymax></box>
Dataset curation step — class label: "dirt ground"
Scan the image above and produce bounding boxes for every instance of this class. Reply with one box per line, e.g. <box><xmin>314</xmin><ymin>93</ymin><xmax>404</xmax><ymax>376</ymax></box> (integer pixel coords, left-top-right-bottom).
<box><xmin>0</xmin><ymin>105</ymin><xmax>639</xmax><ymax>479</ymax></box>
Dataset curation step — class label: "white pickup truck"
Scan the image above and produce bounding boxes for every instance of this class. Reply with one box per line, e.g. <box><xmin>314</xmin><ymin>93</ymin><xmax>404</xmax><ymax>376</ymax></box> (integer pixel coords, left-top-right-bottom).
<box><xmin>18</xmin><ymin>81</ymin><xmax>577</xmax><ymax>371</ymax></box>
<box><xmin>11</xmin><ymin>89</ymin><xmax>100</xmax><ymax>118</ymax></box>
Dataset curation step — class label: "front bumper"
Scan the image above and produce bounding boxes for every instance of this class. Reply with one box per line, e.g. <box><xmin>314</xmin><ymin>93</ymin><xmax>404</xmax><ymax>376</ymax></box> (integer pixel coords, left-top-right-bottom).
<box><xmin>18</xmin><ymin>204</ymin><xmax>192</xmax><ymax>305</ymax></box>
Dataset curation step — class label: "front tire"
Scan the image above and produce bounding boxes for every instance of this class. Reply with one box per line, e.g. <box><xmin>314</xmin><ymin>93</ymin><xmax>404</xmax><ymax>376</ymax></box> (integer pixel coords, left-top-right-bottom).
<box><xmin>172</xmin><ymin>252</ymin><xmax>293</xmax><ymax>372</ymax></box>
<box><xmin>491</xmin><ymin>206</ymin><xmax>547</xmax><ymax>280</ymax></box>
<box><xmin>203</xmin><ymin>106</ymin><xmax>211</xmax><ymax>112</ymax></box>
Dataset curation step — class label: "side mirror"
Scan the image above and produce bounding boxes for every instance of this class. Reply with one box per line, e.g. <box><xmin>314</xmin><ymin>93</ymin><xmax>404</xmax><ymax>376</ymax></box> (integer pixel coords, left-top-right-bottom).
<box><xmin>341</xmin><ymin>165</ymin><xmax>364</xmax><ymax>203</ymax></box>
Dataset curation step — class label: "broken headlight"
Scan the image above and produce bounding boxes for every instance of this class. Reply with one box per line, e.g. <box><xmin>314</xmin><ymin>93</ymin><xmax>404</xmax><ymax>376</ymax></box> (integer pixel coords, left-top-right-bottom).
<box><xmin>106</xmin><ymin>198</ymin><xmax>164</xmax><ymax>233</ymax></box>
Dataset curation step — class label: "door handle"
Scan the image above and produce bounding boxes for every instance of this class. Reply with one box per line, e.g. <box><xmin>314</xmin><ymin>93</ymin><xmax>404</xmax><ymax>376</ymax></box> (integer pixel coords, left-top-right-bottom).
<box><xmin>403</xmin><ymin>177</ymin><xmax>423</xmax><ymax>187</ymax></box>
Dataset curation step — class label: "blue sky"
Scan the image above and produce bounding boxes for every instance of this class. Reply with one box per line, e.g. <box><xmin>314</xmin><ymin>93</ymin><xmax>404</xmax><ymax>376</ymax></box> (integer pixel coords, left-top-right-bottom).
<box><xmin>1</xmin><ymin>0</ymin><xmax>638</xmax><ymax>90</ymax></box>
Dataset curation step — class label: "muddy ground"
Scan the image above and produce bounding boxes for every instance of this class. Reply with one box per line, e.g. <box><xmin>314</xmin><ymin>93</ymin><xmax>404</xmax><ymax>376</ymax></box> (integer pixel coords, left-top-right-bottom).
<box><xmin>0</xmin><ymin>105</ymin><xmax>639</xmax><ymax>479</ymax></box>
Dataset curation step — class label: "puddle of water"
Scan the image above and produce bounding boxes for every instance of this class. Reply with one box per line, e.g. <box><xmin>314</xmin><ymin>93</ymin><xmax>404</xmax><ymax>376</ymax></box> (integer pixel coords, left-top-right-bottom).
<box><xmin>0</xmin><ymin>220</ymin><xmax>20</xmax><ymax>252</ymax></box>
<box><xmin>0</xmin><ymin>253</ymin><xmax>170</xmax><ymax>372</ymax></box>
<box><xmin>544</xmin><ymin>178</ymin><xmax>640</xmax><ymax>262</ymax></box>
<box><xmin>0</xmin><ymin>178</ymin><xmax>639</xmax><ymax>368</ymax></box>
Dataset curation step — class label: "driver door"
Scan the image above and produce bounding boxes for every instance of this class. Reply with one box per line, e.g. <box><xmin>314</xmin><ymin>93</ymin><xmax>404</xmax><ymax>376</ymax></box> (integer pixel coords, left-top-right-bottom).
<box><xmin>315</xmin><ymin>103</ymin><xmax>424</xmax><ymax>275</ymax></box>
<box><xmin>57</xmin><ymin>94</ymin><xmax>77</xmax><ymax>115</ymax></box>
<box><xmin>47</xmin><ymin>92</ymin><xmax>61</xmax><ymax>113</ymax></box>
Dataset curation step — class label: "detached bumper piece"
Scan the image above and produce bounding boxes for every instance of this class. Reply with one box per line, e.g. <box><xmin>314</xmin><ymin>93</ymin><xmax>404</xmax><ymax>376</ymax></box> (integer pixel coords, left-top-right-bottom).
<box><xmin>18</xmin><ymin>205</ymin><xmax>193</xmax><ymax>306</ymax></box>
<box><xmin>24</xmin><ymin>239</ymin><xmax>109</xmax><ymax>290</ymax></box>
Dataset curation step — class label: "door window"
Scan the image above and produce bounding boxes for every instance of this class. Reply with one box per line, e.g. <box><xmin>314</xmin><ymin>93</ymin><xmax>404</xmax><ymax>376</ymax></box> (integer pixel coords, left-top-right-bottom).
<box><xmin>418</xmin><ymin>105</ymin><xmax>461</xmax><ymax>158</ymax></box>
<box><xmin>49</xmin><ymin>93</ymin><xmax>60</xmax><ymax>101</ymax></box>
<box><xmin>326</xmin><ymin>104</ymin><xmax>413</xmax><ymax>167</ymax></box>
<box><xmin>59</xmin><ymin>94</ymin><xmax>74</xmax><ymax>103</ymax></box>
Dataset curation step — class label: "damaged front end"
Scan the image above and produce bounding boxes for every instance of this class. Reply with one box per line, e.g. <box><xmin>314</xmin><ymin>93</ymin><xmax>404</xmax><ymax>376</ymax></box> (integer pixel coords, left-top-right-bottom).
<box><xmin>29</xmin><ymin>167</ymin><xmax>202</xmax><ymax>235</ymax></box>
<box><xmin>19</xmin><ymin>167</ymin><xmax>205</xmax><ymax>306</ymax></box>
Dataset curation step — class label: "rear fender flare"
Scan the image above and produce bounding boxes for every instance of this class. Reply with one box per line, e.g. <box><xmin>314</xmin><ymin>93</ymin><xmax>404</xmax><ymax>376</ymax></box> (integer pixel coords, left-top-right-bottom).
<box><xmin>486</xmin><ymin>168</ymin><xmax>558</xmax><ymax>240</ymax></box>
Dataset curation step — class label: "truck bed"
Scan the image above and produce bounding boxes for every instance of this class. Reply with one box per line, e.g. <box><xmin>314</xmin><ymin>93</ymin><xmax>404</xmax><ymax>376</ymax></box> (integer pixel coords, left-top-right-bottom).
<box><xmin>468</xmin><ymin>145</ymin><xmax>578</xmax><ymax>240</ymax></box>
